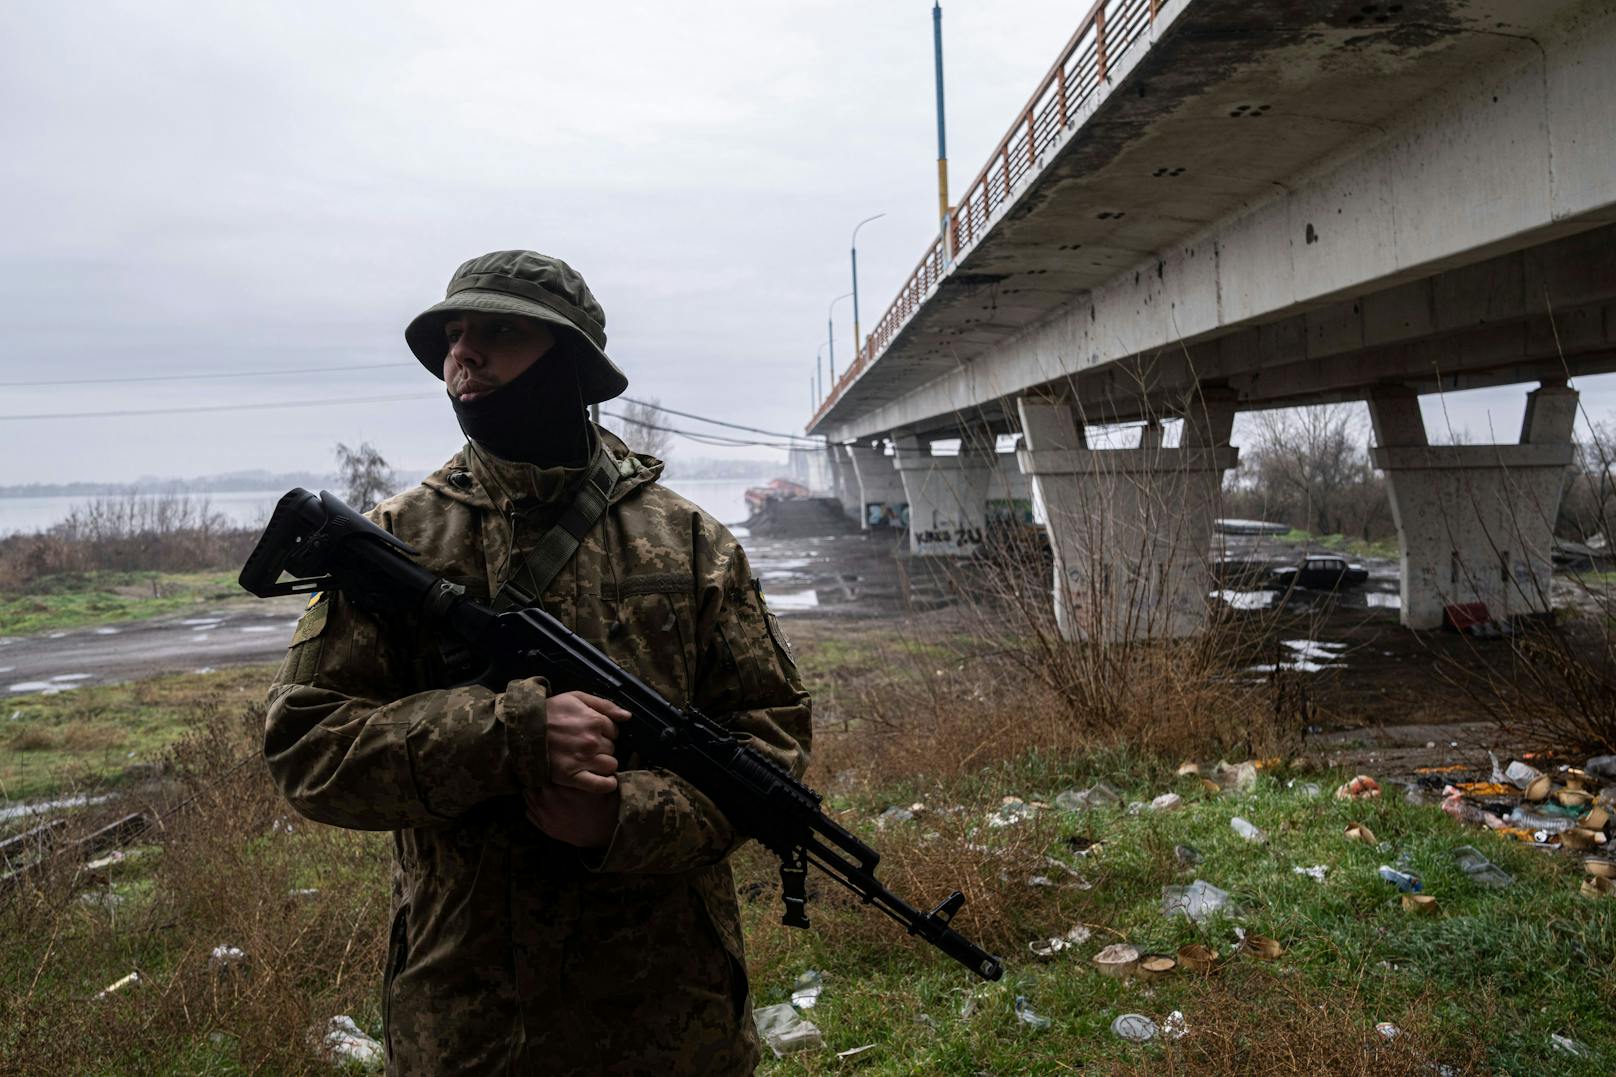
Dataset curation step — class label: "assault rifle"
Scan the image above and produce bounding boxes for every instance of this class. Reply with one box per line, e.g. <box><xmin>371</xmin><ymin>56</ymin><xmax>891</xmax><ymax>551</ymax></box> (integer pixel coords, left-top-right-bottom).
<box><xmin>240</xmin><ymin>488</ymin><xmax>1004</xmax><ymax>982</ymax></box>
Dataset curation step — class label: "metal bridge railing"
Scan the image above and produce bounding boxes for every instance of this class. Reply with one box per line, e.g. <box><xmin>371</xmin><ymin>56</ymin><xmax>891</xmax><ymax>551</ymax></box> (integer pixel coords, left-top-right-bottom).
<box><xmin>810</xmin><ymin>0</ymin><xmax>1160</xmax><ymax>431</ymax></box>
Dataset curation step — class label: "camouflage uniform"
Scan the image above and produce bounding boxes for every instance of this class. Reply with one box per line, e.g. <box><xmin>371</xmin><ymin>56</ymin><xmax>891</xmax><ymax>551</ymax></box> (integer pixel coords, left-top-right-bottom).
<box><xmin>264</xmin><ymin>428</ymin><xmax>811</xmax><ymax>1075</ymax></box>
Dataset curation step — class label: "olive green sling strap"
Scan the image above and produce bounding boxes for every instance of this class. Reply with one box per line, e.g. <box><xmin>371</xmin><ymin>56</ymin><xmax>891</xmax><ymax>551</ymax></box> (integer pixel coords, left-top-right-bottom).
<box><xmin>494</xmin><ymin>441</ymin><xmax>620</xmax><ymax>609</ymax></box>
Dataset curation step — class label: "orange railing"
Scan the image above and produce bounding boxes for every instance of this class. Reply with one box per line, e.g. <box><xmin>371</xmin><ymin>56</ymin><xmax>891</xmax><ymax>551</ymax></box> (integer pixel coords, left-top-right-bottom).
<box><xmin>809</xmin><ymin>0</ymin><xmax>1160</xmax><ymax>430</ymax></box>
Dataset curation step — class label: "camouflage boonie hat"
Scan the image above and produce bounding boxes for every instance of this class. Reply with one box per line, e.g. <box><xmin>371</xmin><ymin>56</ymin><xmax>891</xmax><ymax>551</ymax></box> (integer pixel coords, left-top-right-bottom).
<box><xmin>405</xmin><ymin>250</ymin><xmax>629</xmax><ymax>404</ymax></box>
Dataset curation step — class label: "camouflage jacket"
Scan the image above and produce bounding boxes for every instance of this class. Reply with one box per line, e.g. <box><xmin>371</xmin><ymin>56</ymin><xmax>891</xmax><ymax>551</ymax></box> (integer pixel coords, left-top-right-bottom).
<box><xmin>264</xmin><ymin>428</ymin><xmax>811</xmax><ymax>1075</ymax></box>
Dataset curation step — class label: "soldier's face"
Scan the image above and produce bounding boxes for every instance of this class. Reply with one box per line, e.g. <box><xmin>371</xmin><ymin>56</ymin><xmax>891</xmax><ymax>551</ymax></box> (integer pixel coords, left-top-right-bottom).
<box><xmin>442</xmin><ymin>312</ymin><xmax>557</xmax><ymax>403</ymax></box>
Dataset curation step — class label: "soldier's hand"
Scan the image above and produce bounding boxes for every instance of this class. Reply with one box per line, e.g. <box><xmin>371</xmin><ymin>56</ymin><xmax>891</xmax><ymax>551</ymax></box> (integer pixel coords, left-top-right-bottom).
<box><xmin>525</xmin><ymin>784</ymin><xmax>621</xmax><ymax>848</ymax></box>
<box><xmin>544</xmin><ymin>691</ymin><xmax>631</xmax><ymax>793</ymax></box>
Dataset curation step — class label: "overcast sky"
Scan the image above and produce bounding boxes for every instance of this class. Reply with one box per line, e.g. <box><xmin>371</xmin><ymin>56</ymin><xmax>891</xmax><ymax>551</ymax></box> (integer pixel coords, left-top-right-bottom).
<box><xmin>2</xmin><ymin>0</ymin><xmax>1611</xmax><ymax>487</ymax></box>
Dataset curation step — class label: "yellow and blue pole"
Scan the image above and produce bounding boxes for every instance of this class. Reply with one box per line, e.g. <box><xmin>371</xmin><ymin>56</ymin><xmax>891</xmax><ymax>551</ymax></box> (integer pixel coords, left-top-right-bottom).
<box><xmin>934</xmin><ymin>1</ymin><xmax>950</xmax><ymax>233</ymax></box>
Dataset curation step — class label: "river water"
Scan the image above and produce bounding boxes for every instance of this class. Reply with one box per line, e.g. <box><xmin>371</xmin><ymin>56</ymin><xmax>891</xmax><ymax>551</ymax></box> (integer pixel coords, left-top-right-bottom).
<box><xmin>0</xmin><ymin>478</ymin><xmax>769</xmax><ymax>537</ymax></box>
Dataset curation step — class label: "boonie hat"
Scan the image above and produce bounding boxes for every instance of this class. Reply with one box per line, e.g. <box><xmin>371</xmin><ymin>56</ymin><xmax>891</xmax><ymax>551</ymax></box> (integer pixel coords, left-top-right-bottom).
<box><xmin>405</xmin><ymin>250</ymin><xmax>629</xmax><ymax>404</ymax></box>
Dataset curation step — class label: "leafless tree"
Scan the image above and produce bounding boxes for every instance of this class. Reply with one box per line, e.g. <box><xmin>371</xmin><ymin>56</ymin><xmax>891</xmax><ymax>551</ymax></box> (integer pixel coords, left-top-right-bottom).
<box><xmin>611</xmin><ymin>398</ymin><xmax>675</xmax><ymax>461</ymax></box>
<box><xmin>334</xmin><ymin>441</ymin><xmax>396</xmax><ymax>513</ymax></box>
<box><xmin>1236</xmin><ymin>403</ymin><xmax>1389</xmax><ymax>538</ymax></box>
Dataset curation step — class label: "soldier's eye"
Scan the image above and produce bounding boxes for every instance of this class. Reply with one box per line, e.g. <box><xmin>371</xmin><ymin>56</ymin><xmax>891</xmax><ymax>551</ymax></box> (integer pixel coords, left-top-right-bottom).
<box><xmin>445</xmin><ymin>326</ymin><xmax>463</xmax><ymax>343</ymax></box>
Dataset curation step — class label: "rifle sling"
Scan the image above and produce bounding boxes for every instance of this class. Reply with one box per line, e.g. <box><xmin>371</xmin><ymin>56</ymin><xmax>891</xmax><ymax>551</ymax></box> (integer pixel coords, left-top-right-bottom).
<box><xmin>495</xmin><ymin>441</ymin><xmax>619</xmax><ymax>609</ymax></box>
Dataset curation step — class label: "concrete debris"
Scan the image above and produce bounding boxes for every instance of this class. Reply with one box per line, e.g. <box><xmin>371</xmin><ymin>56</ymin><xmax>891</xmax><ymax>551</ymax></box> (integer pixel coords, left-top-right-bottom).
<box><xmin>753</xmin><ymin>1003</ymin><xmax>823</xmax><ymax>1057</ymax></box>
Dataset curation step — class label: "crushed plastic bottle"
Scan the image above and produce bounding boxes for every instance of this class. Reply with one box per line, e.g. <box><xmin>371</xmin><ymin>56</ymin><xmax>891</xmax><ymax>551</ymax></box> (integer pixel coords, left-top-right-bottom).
<box><xmin>1014</xmin><ymin>996</ymin><xmax>1052</xmax><ymax>1031</ymax></box>
<box><xmin>1231</xmin><ymin>816</ymin><xmax>1266</xmax><ymax>843</ymax></box>
<box><xmin>1377</xmin><ymin>865</ymin><xmax>1422</xmax><ymax>893</ymax></box>
<box><xmin>1452</xmin><ymin>845</ymin><xmax>1515</xmax><ymax>889</ymax></box>
<box><xmin>1162</xmin><ymin>879</ymin><xmax>1232</xmax><ymax>923</ymax></box>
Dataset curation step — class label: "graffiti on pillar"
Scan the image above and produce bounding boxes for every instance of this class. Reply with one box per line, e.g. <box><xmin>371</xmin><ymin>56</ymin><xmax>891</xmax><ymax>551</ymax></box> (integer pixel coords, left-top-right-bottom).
<box><xmin>914</xmin><ymin>526</ymin><xmax>984</xmax><ymax>553</ymax></box>
<box><xmin>865</xmin><ymin>501</ymin><xmax>910</xmax><ymax>529</ymax></box>
<box><xmin>986</xmin><ymin>498</ymin><xmax>1034</xmax><ymax>525</ymax></box>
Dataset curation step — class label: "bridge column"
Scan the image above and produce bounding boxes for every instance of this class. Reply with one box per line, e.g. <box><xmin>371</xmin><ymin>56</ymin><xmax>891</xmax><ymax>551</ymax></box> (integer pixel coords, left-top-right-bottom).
<box><xmin>826</xmin><ymin>444</ymin><xmax>862</xmax><ymax>522</ymax></box>
<box><xmin>1017</xmin><ymin>396</ymin><xmax>1238</xmax><ymax>642</ymax></box>
<box><xmin>847</xmin><ymin>442</ymin><xmax>908</xmax><ymax>530</ymax></box>
<box><xmin>1369</xmin><ymin>382</ymin><xmax>1578</xmax><ymax>630</ymax></box>
<box><xmin>892</xmin><ymin>433</ymin><xmax>994</xmax><ymax>555</ymax></box>
<box><xmin>986</xmin><ymin>439</ymin><xmax>1036</xmax><ymax>524</ymax></box>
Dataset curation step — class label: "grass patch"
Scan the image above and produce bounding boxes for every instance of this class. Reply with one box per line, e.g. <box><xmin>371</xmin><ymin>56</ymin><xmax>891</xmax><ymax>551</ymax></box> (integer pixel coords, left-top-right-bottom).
<box><xmin>1278</xmin><ymin>530</ymin><xmax>1400</xmax><ymax>561</ymax></box>
<box><xmin>0</xmin><ymin>665</ymin><xmax>274</xmax><ymax>804</ymax></box>
<box><xmin>0</xmin><ymin>570</ymin><xmax>245</xmax><ymax>636</ymax></box>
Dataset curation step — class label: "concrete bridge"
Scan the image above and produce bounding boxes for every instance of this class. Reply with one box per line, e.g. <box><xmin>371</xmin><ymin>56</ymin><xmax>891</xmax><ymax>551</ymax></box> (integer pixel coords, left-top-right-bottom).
<box><xmin>807</xmin><ymin>0</ymin><xmax>1616</xmax><ymax>636</ymax></box>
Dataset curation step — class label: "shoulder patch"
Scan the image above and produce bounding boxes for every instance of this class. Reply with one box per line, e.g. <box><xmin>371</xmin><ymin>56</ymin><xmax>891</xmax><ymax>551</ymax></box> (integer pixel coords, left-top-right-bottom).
<box><xmin>305</xmin><ymin>590</ymin><xmax>326</xmax><ymax>610</ymax></box>
<box><xmin>289</xmin><ymin>600</ymin><xmax>331</xmax><ymax>646</ymax></box>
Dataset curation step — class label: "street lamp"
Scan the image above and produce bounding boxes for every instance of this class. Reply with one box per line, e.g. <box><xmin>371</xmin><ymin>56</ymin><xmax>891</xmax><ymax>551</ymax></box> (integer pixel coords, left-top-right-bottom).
<box><xmin>827</xmin><ymin>292</ymin><xmax>852</xmax><ymax>388</ymax></box>
<box><xmin>850</xmin><ymin>212</ymin><xmax>885</xmax><ymax>366</ymax></box>
<box><xmin>816</xmin><ymin>339</ymin><xmax>830</xmax><ymax>405</ymax></box>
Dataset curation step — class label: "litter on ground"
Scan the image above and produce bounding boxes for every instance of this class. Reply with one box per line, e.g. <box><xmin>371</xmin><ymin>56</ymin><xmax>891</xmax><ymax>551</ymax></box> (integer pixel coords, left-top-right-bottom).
<box><xmin>1162</xmin><ymin>880</ymin><xmax>1231</xmax><ymax>924</ymax></box>
<box><xmin>754</xmin><ymin>1003</ymin><xmax>823</xmax><ymax>1057</ymax></box>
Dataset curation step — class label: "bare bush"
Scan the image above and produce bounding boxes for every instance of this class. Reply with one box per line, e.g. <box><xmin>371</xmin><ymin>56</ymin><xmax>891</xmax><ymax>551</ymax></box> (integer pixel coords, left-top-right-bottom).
<box><xmin>0</xmin><ymin>493</ymin><xmax>256</xmax><ymax>589</ymax></box>
<box><xmin>334</xmin><ymin>441</ymin><xmax>397</xmax><ymax>513</ymax></box>
<box><xmin>609</xmin><ymin>398</ymin><xmax>674</xmax><ymax>460</ymax></box>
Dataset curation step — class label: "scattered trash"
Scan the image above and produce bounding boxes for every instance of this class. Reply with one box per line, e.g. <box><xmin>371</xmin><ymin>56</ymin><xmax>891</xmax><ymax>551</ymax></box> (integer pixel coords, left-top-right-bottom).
<box><xmin>1041</xmin><ymin>855</ymin><xmax>1093</xmax><ymax>888</ymax></box>
<box><xmin>1376</xmin><ymin>1021</ymin><xmax>1401</xmax><ymax>1040</ymax></box>
<box><xmin>1092</xmin><ymin>943</ymin><xmax>1141</xmax><ymax>978</ymax></box>
<box><xmin>1177</xmin><ymin>944</ymin><xmax>1218</xmax><ymax>974</ymax></box>
<box><xmin>1230</xmin><ymin>816</ymin><xmax>1265</xmax><ymax>843</ymax></box>
<box><xmin>876</xmin><ymin>805</ymin><xmax>915</xmax><ymax>827</ymax></box>
<box><xmin>79</xmin><ymin>889</ymin><xmax>125</xmax><ymax>911</ymax></box>
<box><xmin>836</xmin><ymin>1044</ymin><xmax>877</xmax><ymax>1060</ymax></box>
<box><xmin>1055</xmin><ymin>783</ymin><xmax>1123</xmax><ymax>811</ymax></box>
<box><xmin>1213</xmin><ymin>760</ymin><xmax>1257</xmax><ymax>792</ymax></box>
<box><xmin>1174</xmin><ymin>843</ymin><xmax>1204</xmax><ymax>866</ymax></box>
<box><xmin>1137</xmin><ymin>954</ymin><xmax>1177</xmax><ymax>981</ymax></box>
<box><xmin>1014</xmin><ymin>995</ymin><xmax>1052</xmax><ymax>1031</ymax></box>
<box><xmin>1335</xmin><ymin>775</ymin><xmax>1382</xmax><ymax>800</ymax></box>
<box><xmin>1441</xmin><ymin>787</ymin><xmax>1505</xmax><ymax>829</ymax></box>
<box><xmin>1162</xmin><ymin>1010</ymin><xmax>1188</xmax><ymax>1040</ymax></box>
<box><xmin>1582</xmin><ymin>805</ymin><xmax>1610</xmax><ymax>832</ymax></box>
<box><xmin>1401</xmin><ymin>894</ymin><xmax>1439</xmax><ymax>915</ymax></box>
<box><xmin>1111</xmin><ymin>1013</ymin><xmax>1158</xmax><ymax>1042</ymax></box>
<box><xmin>1508</xmin><ymin>806</ymin><xmax>1574</xmax><ymax>834</ymax></box>
<box><xmin>987</xmin><ymin>798</ymin><xmax>1037</xmax><ymax>827</ymax></box>
<box><xmin>1028</xmin><ymin>925</ymin><xmax>1091</xmax><ymax>958</ymax></box>
<box><xmin>754</xmin><ymin>1002</ymin><xmax>823</xmax><ymax>1057</ymax></box>
<box><xmin>290</xmin><ymin>888</ymin><xmax>320</xmax><ymax>899</ymax></box>
<box><xmin>96</xmin><ymin>971</ymin><xmax>141</xmax><ymax>998</ymax></box>
<box><xmin>83</xmin><ymin>850</ymin><xmax>128</xmax><ymax>873</ymax></box>
<box><xmin>210</xmin><ymin>945</ymin><xmax>248</xmax><ymax>978</ymax></box>
<box><xmin>1292</xmin><ymin>865</ymin><xmax>1328</xmax><ymax>882</ymax></box>
<box><xmin>790</xmin><ymin>969</ymin><xmax>823</xmax><ymax>1009</ymax></box>
<box><xmin>1582</xmin><ymin>875</ymin><xmax>1615</xmax><ymax>899</ymax></box>
<box><xmin>1584</xmin><ymin>755</ymin><xmax>1616</xmax><ymax>783</ymax></box>
<box><xmin>1378</xmin><ymin>865</ymin><xmax>1422</xmax><ymax>893</ymax></box>
<box><xmin>1503</xmin><ymin>760</ymin><xmax>1543</xmax><ymax>790</ymax></box>
<box><xmin>1162</xmin><ymin>880</ymin><xmax>1232</xmax><ymax>924</ymax></box>
<box><xmin>322</xmin><ymin>1016</ymin><xmax>383</xmax><ymax>1068</ymax></box>
<box><xmin>1453</xmin><ymin>845</ymin><xmax>1515</xmax><ymax>889</ymax></box>
<box><xmin>1176</xmin><ymin>761</ymin><xmax>1200</xmax><ymax>777</ymax></box>
<box><xmin>1523</xmin><ymin>775</ymin><xmax>1553</xmax><ymax>802</ymax></box>
<box><xmin>1586</xmin><ymin>857</ymin><xmax>1616</xmax><ymax>879</ymax></box>
<box><xmin>1559</xmin><ymin>828</ymin><xmax>1605</xmax><ymax>851</ymax></box>
<box><xmin>1291</xmin><ymin>781</ymin><xmax>1323</xmax><ymax>798</ymax></box>
<box><xmin>1549</xmin><ymin>1033</ymin><xmax>1591</xmax><ymax>1059</ymax></box>
<box><xmin>1240</xmin><ymin>934</ymin><xmax>1284</xmax><ymax>960</ymax></box>
<box><xmin>1344</xmin><ymin>822</ymin><xmax>1378</xmax><ymax>844</ymax></box>
<box><xmin>1150</xmin><ymin>792</ymin><xmax>1184</xmax><ymax>812</ymax></box>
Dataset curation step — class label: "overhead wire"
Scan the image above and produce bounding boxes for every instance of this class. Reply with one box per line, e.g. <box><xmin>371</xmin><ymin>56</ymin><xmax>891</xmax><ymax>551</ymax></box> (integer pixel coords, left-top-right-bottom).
<box><xmin>0</xmin><ymin>361</ymin><xmax>416</xmax><ymax>387</ymax></box>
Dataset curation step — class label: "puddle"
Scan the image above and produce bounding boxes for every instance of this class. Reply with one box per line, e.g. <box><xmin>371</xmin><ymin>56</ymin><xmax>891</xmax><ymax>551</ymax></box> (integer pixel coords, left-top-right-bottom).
<box><xmin>93</xmin><ymin>627</ymin><xmax>120</xmax><ymax>635</ymax></box>
<box><xmin>239</xmin><ymin>626</ymin><xmax>278</xmax><ymax>634</ymax></box>
<box><xmin>1363</xmin><ymin>592</ymin><xmax>1401</xmax><ymax>609</ymax></box>
<box><xmin>766</xmin><ymin>590</ymin><xmax>821</xmax><ymax>611</ymax></box>
<box><xmin>1281</xmin><ymin>639</ymin><xmax>1347</xmax><ymax>661</ymax></box>
<box><xmin>50</xmin><ymin>673</ymin><xmax>94</xmax><ymax>682</ymax></box>
<box><xmin>47</xmin><ymin>632</ymin><xmax>67</xmax><ymax>640</ymax></box>
<box><xmin>1212</xmin><ymin>589</ymin><xmax>1277</xmax><ymax>611</ymax></box>
<box><xmin>0</xmin><ymin>792</ymin><xmax>115</xmax><ymax>823</ymax></box>
<box><xmin>9</xmin><ymin>680</ymin><xmax>80</xmax><ymax>694</ymax></box>
<box><xmin>182</xmin><ymin>619</ymin><xmax>223</xmax><ymax>627</ymax></box>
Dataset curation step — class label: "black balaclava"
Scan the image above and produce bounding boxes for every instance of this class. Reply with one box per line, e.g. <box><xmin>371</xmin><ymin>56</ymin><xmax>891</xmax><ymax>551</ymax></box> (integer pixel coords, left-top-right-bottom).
<box><xmin>449</xmin><ymin>338</ymin><xmax>592</xmax><ymax>467</ymax></box>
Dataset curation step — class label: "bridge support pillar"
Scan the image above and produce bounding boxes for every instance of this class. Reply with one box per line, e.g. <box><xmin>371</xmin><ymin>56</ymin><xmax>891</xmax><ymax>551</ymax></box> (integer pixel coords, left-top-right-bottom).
<box><xmin>1017</xmin><ymin>396</ymin><xmax>1238</xmax><ymax>642</ymax></box>
<box><xmin>1369</xmin><ymin>382</ymin><xmax>1578</xmax><ymax>630</ymax></box>
<box><xmin>892</xmin><ymin>434</ymin><xmax>994</xmax><ymax>555</ymax></box>
<box><xmin>847</xmin><ymin>442</ymin><xmax>908</xmax><ymax>530</ymax></box>
<box><xmin>826</xmin><ymin>444</ymin><xmax>862</xmax><ymax>522</ymax></box>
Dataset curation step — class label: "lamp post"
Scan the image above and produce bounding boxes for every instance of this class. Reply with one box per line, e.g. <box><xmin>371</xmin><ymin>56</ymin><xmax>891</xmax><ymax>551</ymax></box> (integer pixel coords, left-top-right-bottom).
<box><xmin>827</xmin><ymin>292</ymin><xmax>852</xmax><ymax>389</ymax></box>
<box><xmin>816</xmin><ymin>339</ymin><xmax>830</xmax><ymax>405</ymax></box>
<box><xmin>933</xmin><ymin>1</ymin><xmax>950</xmax><ymax>232</ymax></box>
<box><xmin>850</xmin><ymin>212</ymin><xmax>885</xmax><ymax>366</ymax></box>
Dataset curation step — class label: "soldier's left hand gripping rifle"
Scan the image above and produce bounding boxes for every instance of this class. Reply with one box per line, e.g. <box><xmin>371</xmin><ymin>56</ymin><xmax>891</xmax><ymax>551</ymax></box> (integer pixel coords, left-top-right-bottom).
<box><xmin>241</xmin><ymin>488</ymin><xmax>1004</xmax><ymax>982</ymax></box>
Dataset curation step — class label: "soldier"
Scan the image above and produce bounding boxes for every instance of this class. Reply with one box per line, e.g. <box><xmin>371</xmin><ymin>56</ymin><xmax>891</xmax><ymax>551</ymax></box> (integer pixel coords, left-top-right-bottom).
<box><xmin>263</xmin><ymin>251</ymin><xmax>811</xmax><ymax>1074</ymax></box>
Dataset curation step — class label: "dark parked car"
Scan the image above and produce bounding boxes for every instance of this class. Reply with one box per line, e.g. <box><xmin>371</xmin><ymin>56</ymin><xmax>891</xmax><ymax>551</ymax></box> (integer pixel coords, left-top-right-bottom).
<box><xmin>1271</xmin><ymin>553</ymin><xmax>1369</xmax><ymax>592</ymax></box>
